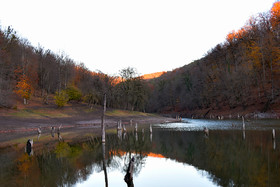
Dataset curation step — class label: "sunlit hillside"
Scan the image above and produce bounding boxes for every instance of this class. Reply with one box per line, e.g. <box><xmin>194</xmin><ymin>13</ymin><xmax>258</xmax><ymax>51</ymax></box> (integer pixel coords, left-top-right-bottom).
<box><xmin>142</xmin><ymin>71</ymin><xmax>166</xmax><ymax>80</ymax></box>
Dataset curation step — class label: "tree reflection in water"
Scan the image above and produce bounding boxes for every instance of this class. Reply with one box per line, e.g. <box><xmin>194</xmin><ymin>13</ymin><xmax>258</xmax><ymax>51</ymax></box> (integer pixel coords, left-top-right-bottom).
<box><xmin>124</xmin><ymin>157</ymin><xmax>135</xmax><ymax>187</ymax></box>
<box><xmin>102</xmin><ymin>143</ymin><xmax>108</xmax><ymax>187</ymax></box>
<box><xmin>243</xmin><ymin>129</ymin><xmax>246</xmax><ymax>140</ymax></box>
<box><xmin>0</xmin><ymin>123</ymin><xmax>279</xmax><ymax>186</ymax></box>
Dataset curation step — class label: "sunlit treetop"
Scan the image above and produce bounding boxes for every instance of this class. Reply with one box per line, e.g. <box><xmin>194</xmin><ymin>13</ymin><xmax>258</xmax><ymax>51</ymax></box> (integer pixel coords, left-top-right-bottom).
<box><xmin>270</xmin><ymin>1</ymin><xmax>280</xmax><ymax>29</ymax></box>
<box><xmin>226</xmin><ymin>26</ymin><xmax>251</xmax><ymax>43</ymax></box>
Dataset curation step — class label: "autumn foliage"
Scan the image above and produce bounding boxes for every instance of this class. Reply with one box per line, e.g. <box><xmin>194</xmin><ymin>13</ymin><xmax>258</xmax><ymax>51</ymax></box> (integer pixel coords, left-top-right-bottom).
<box><xmin>0</xmin><ymin>2</ymin><xmax>279</xmax><ymax>114</ymax></box>
<box><xmin>141</xmin><ymin>71</ymin><xmax>166</xmax><ymax>80</ymax></box>
<box><xmin>14</xmin><ymin>74</ymin><xmax>32</xmax><ymax>104</ymax></box>
<box><xmin>270</xmin><ymin>1</ymin><xmax>280</xmax><ymax>29</ymax></box>
<box><xmin>226</xmin><ymin>26</ymin><xmax>251</xmax><ymax>43</ymax></box>
<box><xmin>146</xmin><ymin>2</ymin><xmax>280</xmax><ymax>114</ymax></box>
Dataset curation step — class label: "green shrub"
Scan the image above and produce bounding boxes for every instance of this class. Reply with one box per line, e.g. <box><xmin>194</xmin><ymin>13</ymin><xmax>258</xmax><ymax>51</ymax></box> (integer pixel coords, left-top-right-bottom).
<box><xmin>66</xmin><ymin>86</ymin><xmax>82</xmax><ymax>102</ymax></box>
<box><xmin>54</xmin><ymin>90</ymin><xmax>68</xmax><ymax>108</ymax></box>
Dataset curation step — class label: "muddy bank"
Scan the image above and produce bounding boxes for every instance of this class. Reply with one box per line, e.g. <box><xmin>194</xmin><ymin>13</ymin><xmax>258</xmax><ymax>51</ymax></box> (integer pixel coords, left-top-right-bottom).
<box><xmin>0</xmin><ymin>113</ymin><xmax>178</xmax><ymax>143</ymax></box>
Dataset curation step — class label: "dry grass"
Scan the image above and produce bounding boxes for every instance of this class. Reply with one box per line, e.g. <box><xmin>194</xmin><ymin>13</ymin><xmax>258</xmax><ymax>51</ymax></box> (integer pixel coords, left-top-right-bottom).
<box><xmin>106</xmin><ymin>109</ymin><xmax>154</xmax><ymax>117</ymax></box>
<box><xmin>9</xmin><ymin>108</ymin><xmax>70</xmax><ymax>118</ymax></box>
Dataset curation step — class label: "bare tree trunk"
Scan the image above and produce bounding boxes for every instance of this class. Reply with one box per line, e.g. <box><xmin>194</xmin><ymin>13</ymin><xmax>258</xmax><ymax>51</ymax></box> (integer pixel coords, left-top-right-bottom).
<box><xmin>46</xmin><ymin>85</ymin><xmax>51</xmax><ymax>104</ymax></box>
<box><xmin>101</xmin><ymin>94</ymin><xmax>106</xmax><ymax>143</ymax></box>
<box><xmin>58</xmin><ymin>65</ymin><xmax>61</xmax><ymax>94</ymax></box>
<box><xmin>260</xmin><ymin>47</ymin><xmax>266</xmax><ymax>86</ymax></box>
<box><xmin>270</xmin><ymin>57</ymin><xmax>274</xmax><ymax>99</ymax></box>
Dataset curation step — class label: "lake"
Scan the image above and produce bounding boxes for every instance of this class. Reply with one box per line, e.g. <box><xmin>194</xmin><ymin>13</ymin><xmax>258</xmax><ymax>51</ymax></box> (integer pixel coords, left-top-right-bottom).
<box><xmin>0</xmin><ymin>118</ymin><xmax>280</xmax><ymax>186</ymax></box>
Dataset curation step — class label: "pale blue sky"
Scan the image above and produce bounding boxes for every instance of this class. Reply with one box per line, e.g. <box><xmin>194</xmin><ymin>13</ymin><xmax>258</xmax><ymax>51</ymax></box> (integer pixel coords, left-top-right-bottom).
<box><xmin>0</xmin><ymin>0</ymin><xmax>277</xmax><ymax>75</ymax></box>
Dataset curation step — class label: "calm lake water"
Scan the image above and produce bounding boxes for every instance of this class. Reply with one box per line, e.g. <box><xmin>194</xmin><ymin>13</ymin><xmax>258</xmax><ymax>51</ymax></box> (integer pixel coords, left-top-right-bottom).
<box><xmin>1</xmin><ymin>119</ymin><xmax>280</xmax><ymax>187</ymax></box>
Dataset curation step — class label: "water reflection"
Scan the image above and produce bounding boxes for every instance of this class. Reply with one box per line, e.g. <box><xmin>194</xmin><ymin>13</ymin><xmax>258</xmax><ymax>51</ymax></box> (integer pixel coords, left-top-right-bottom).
<box><xmin>124</xmin><ymin>157</ymin><xmax>135</xmax><ymax>187</ymax></box>
<box><xmin>102</xmin><ymin>143</ymin><xmax>108</xmax><ymax>187</ymax></box>
<box><xmin>117</xmin><ymin>129</ymin><xmax>122</xmax><ymax>140</ymax></box>
<box><xmin>135</xmin><ymin>132</ymin><xmax>138</xmax><ymax>142</ymax></box>
<box><xmin>123</xmin><ymin>132</ymin><xmax>127</xmax><ymax>140</ymax></box>
<box><xmin>158</xmin><ymin>118</ymin><xmax>280</xmax><ymax>131</ymax></box>
<box><xmin>0</xmin><ymin>120</ymin><xmax>280</xmax><ymax>186</ymax></box>
<box><xmin>25</xmin><ymin>139</ymin><xmax>33</xmax><ymax>156</ymax></box>
<box><xmin>273</xmin><ymin>139</ymin><xmax>276</xmax><ymax>150</ymax></box>
<box><xmin>51</xmin><ymin>126</ymin><xmax>55</xmax><ymax>138</ymax></box>
<box><xmin>57</xmin><ymin>131</ymin><xmax>63</xmax><ymax>141</ymax></box>
<box><xmin>37</xmin><ymin>133</ymin><xmax>41</xmax><ymax>140</ymax></box>
<box><xmin>150</xmin><ymin>125</ymin><xmax>153</xmax><ymax>142</ymax></box>
<box><xmin>204</xmin><ymin>127</ymin><xmax>209</xmax><ymax>137</ymax></box>
<box><xmin>243</xmin><ymin>130</ymin><xmax>246</xmax><ymax>140</ymax></box>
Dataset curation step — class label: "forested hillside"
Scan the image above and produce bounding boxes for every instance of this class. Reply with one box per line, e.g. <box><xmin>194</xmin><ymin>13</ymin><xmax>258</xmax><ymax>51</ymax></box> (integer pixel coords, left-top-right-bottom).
<box><xmin>1</xmin><ymin>2</ymin><xmax>279</xmax><ymax>118</ymax></box>
<box><xmin>0</xmin><ymin>27</ymin><xmax>148</xmax><ymax>111</ymax></box>
<box><xmin>146</xmin><ymin>2</ymin><xmax>280</xmax><ymax>117</ymax></box>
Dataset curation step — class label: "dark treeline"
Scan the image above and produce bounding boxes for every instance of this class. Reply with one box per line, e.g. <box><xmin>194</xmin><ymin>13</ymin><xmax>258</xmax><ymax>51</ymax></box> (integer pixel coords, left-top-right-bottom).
<box><xmin>146</xmin><ymin>2</ymin><xmax>280</xmax><ymax>115</ymax></box>
<box><xmin>0</xmin><ymin>26</ymin><xmax>148</xmax><ymax>111</ymax></box>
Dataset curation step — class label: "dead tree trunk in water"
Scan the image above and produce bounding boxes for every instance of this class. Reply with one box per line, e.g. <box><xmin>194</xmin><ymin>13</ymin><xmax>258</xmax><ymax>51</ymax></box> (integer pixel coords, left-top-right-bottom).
<box><xmin>102</xmin><ymin>143</ymin><xmax>108</xmax><ymax>187</ymax></box>
<box><xmin>101</xmin><ymin>94</ymin><xmax>106</xmax><ymax>143</ymax></box>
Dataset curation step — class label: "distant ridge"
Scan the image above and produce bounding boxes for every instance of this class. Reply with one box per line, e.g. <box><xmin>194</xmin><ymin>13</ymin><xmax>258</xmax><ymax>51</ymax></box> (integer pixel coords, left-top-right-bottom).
<box><xmin>112</xmin><ymin>71</ymin><xmax>166</xmax><ymax>85</ymax></box>
<box><xmin>142</xmin><ymin>71</ymin><xmax>166</xmax><ymax>80</ymax></box>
